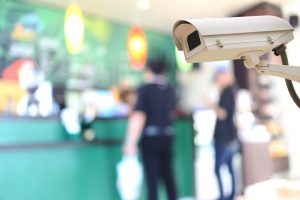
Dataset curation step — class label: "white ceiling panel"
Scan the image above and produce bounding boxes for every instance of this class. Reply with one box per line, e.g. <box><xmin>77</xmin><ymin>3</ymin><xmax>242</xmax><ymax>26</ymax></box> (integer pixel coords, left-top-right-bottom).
<box><xmin>24</xmin><ymin>0</ymin><xmax>298</xmax><ymax>33</ymax></box>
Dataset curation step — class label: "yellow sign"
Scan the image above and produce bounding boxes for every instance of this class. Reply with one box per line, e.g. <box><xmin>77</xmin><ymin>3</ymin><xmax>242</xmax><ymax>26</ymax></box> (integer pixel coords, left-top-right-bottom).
<box><xmin>64</xmin><ymin>3</ymin><xmax>85</xmax><ymax>54</ymax></box>
<box><xmin>0</xmin><ymin>80</ymin><xmax>25</xmax><ymax>113</ymax></box>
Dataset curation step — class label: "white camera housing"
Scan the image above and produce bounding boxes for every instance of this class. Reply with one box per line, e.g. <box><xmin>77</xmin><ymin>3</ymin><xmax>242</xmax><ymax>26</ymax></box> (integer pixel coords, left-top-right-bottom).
<box><xmin>173</xmin><ymin>16</ymin><xmax>294</xmax><ymax>64</ymax></box>
<box><xmin>173</xmin><ymin>16</ymin><xmax>300</xmax><ymax>108</ymax></box>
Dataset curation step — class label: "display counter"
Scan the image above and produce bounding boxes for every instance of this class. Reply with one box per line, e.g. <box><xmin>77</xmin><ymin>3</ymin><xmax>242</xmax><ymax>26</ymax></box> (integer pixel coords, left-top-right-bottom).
<box><xmin>0</xmin><ymin>116</ymin><xmax>195</xmax><ymax>200</ymax></box>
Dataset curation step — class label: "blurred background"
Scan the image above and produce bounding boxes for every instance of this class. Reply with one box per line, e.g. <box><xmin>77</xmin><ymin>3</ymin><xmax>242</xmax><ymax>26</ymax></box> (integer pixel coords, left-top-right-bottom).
<box><xmin>0</xmin><ymin>0</ymin><xmax>300</xmax><ymax>199</ymax></box>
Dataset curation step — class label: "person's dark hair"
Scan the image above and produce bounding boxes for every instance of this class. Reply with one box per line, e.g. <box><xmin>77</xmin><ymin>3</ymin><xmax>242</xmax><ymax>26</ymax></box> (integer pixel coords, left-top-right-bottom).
<box><xmin>146</xmin><ymin>54</ymin><xmax>168</xmax><ymax>75</ymax></box>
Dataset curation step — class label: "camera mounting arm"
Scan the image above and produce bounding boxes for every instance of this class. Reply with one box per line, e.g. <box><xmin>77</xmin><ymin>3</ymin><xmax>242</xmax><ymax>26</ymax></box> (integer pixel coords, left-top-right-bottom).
<box><xmin>243</xmin><ymin>45</ymin><xmax>300</xmax><ymax>108</ymax></box>
<box><xmin>256</xmin><ymin>63</ymin><xmax>300</xmax><ymax>82</ymax></box>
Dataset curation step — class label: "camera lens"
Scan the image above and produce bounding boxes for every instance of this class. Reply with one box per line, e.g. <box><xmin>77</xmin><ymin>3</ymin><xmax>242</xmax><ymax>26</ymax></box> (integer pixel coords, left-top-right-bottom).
<box><xmin>187</xmin><ymin>30</ymin><xmax>201</xmax><ymax>51</ymax></box>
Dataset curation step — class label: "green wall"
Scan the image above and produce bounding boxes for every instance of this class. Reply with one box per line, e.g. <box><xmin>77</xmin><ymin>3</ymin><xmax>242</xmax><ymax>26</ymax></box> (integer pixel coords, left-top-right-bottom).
<box><xmin>0</xmin><ymin>118</ymin><xmax>194</xmax><ymax>200</ymax></box>
<box><xmin>0</xmin><ymin>0</ymin><xmax>177</xmax><ymax>87</ymax></box>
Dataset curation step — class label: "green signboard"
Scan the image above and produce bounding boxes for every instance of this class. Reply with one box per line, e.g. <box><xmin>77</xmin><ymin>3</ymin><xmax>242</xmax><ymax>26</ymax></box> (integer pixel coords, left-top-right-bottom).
<box><xmin>0</xmin><ymin>0</ymin><xmax>177</xmax><ymax>87</ymax></box>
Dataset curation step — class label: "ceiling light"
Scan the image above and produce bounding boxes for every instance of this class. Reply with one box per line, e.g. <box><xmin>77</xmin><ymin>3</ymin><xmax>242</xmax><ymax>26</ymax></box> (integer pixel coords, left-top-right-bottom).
<box><xmin>64</xmin><ymin>3</ymin><xmax>85</xmax><ymax>54</ymax></box>
<box><xmin>137</xmin><ymin>0</ymin><xmax>151</xmax><ymax>10</ymax></box>
<box><xmin>127</xmin><ymin>26</ymin><xmax>147</xmax><ymax>70</ymax></box>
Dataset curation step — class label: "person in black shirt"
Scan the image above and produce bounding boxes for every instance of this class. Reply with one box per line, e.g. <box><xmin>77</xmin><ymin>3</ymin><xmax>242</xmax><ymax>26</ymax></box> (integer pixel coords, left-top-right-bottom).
<box><xmin>209</xmin><ymin>66</ymin><xmax>238</xmax><ymax>200</ymax></box>
<box><xmin>123</xmin><ymin>57</ymin><xmax>177</xmax><ymax>200</ymax></box>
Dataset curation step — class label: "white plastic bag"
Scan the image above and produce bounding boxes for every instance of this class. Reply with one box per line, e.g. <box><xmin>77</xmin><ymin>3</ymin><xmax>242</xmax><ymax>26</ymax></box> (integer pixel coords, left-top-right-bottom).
<box><xmin>116</xmin><ymin>154</ymin><xmax>143</xmax><ymax>200</ymax></box>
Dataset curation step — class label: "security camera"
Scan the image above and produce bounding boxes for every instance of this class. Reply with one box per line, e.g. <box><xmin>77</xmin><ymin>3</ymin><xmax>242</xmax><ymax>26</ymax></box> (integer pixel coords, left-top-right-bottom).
<box><xmin>173</xmin><ymin>16</ymin><xmax>293</xmax><ymax>63</ymax></box>
<box><xmin>173</xmin><ymin>15</ymin><xmax>300</xmax><ymax>108</ymax></box>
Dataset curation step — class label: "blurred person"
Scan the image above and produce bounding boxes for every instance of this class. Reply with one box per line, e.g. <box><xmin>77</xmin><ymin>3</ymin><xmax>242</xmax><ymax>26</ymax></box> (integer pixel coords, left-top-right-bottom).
<box><xmin>123</xmin><ymin>56</ymin><xmax>177</xmax><ymax>200</ymax></box>
<box><xmin>80</xmin><ymin>90</ymin><xmax>98</xmax><ymax>141</ymax></box>
<box><xmin>119</xmin><ymin>88</ymin><xmax>137</xmax><ymax>114</ymax></box>
<box><xmin>208</xmin><ymin>65</ymin><xmax>238</xmax><ymax>200</ymax></box>
<box><xmin>52</xmin><ymin>85</ymin><xmax>66</xmax><ymax>112</ymax></box>
<box><xmin>81</xmin><ymin>102</ymin><xmax>97</xmax><ymax>141</ymax></box>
